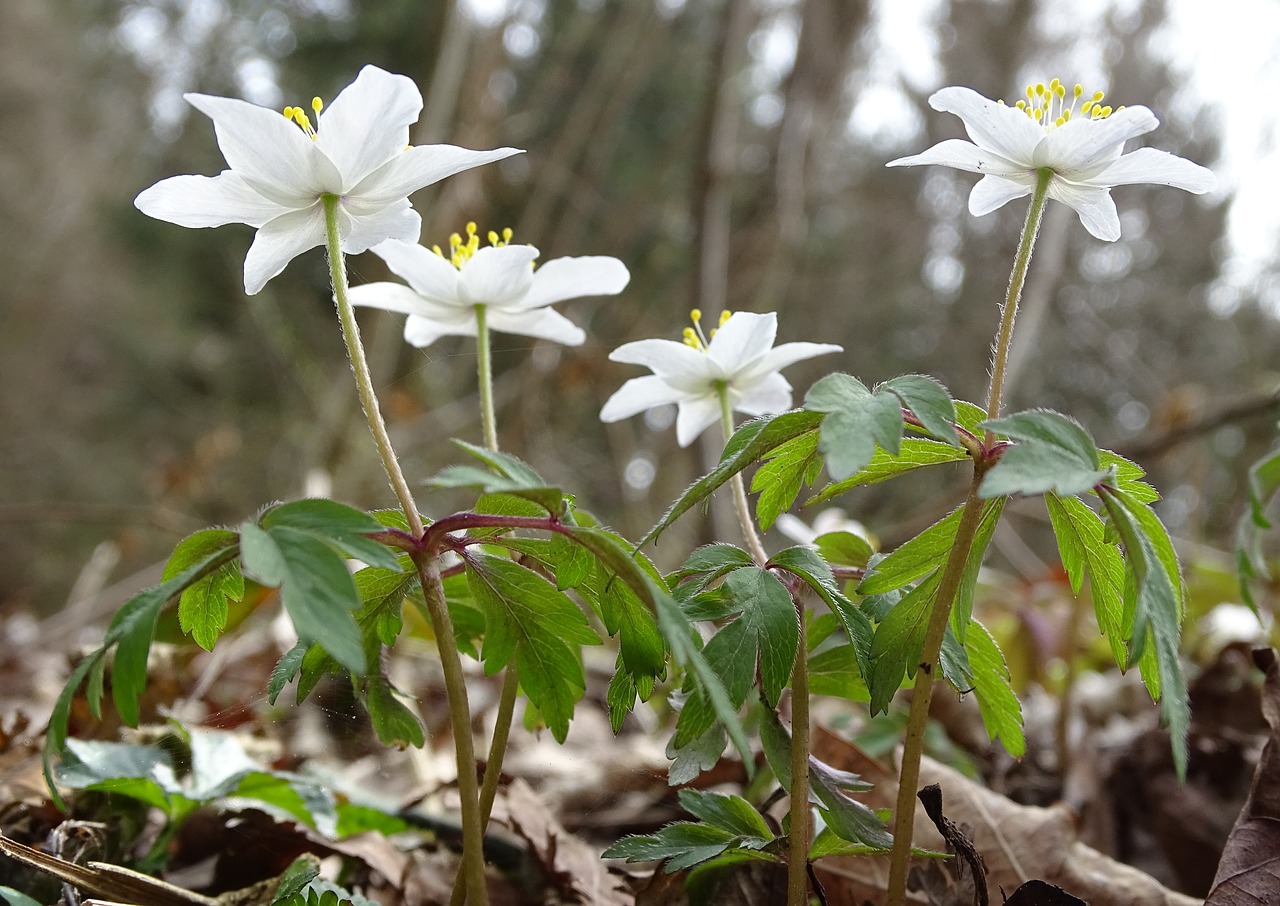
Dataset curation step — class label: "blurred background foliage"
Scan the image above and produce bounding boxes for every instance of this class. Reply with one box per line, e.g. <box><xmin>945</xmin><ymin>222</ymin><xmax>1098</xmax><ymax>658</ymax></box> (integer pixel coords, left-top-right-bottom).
<box><xmin>3</xmin><ymin>0</ymin><xmax>1278</xmax><ymax>618</ymax></box>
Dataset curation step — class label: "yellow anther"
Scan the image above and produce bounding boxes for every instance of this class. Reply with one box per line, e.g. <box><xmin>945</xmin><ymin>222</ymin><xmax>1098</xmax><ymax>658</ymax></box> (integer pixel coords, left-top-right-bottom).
<box><xmin>1054</xmin><ymin>83</ymin><xmax>1065</xmax><ymax>98</ymax></box>
<box><xmin>719</xmin><ymin>310</ymin><xmax>732</xmax><ymax>327</ymax></box>
<box><xmin>311</xmin><ymin>96</ymin><xmax>323</xmax><ymax>114</ymax></box>
<box><xmin>449</xmin><ymin>232</ymin><xmax>462</xmax><ymax>247</ymax></box>
<box><xmin>682</xmin><ymin>327</ymin><xmax>698</xmax><ymax>345</ymax></box>
<box><xmin>432</xmin><ymin>244</ymin><xmax>443</xmax><ymax>257</ymax></box>
<box><xmin>690</xmin><ymin>308</ymin><xmax>702</xmax><ymax>323</ymax></box>
<box><xmin>1092</xmin><ymin>90</ymin><xmax>1105</xmax><ymax>102</ymax></box>
<box><xmin>502</xmin><ymin>227</ymin><xmax>513</xmax><ymax>243</ymax></box>
<box><xmin>1115</xmin><ymin>105</ymin><xmax>1125</xmax><ymax>113</ymax></box>
<box><xmin>488</xmin><ymin>230</ymin><xmax>499</xmax><ymax>245</ymax></box>
<box><xmin>1035</xmin><ymin>82</ymin><xmax>1046</xmax><ymax>96</ymax></box>
<box><xmin>1073</xmin><ymin>84</ymin><xmax>1084</xmax><ymax>98</ymax></box>
<box><xmin>1015</xmin><ymin>99</ymin><xmax>1027</xmax><ymax>111</ymax></box>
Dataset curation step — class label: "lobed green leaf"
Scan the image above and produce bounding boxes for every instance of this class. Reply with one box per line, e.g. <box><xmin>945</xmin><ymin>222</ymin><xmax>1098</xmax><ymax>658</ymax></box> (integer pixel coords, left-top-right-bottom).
<box><xmin>979</xmin><ymin>409</ymin><xmax>1108</xmax><ymax>499</ymax></box>
<box><xmin>881</xmin><ymin>374</ymin><xmax>960</xmax><ymax>447</ymax></box>
<box><xmin>809</xmin><ymin>438</ymin><xmax>969</xmax><ymax>506</ymax></box>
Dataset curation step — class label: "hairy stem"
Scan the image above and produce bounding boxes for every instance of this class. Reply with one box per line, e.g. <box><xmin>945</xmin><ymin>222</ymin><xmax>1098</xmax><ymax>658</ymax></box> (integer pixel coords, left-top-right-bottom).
<box><xmin>787</xmin><ymin>606</ymin><xmax>811</xmax><ymax>906</ymax></box>
<box><xmin>474</xmin><ymin>304</ymin><xmax>500</xmax><ymax>452</ymax></box>
<box><xmin>719</xmin><ymin>387</ymin><xmax>769</xmax><ymax>565</ymax></box>
<box><xmin>322</xmin><ymin>196</ymin><xmax>487</xmax><ymax>905</ymax></box>
<box><xmin>885</xmin><ymin>174</ymin><xmax>1050</xmax><ymax>906</ymax></box>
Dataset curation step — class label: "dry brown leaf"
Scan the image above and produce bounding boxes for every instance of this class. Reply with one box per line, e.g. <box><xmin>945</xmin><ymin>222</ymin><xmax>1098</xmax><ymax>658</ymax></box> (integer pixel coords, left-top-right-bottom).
<box><xmin>503</xmin><ymin>778</ymin><xmax>632</xmax><ymax>906</ymax></box>
<box><xmin>807</xmin><ymin>726</ymin><xmax>1202</xmax><ymax>906</ymax></box>
<box><xmin>1205</xmin><ymin>647</ymin><xmax>1280</xmax><ymax>904</ymax></box>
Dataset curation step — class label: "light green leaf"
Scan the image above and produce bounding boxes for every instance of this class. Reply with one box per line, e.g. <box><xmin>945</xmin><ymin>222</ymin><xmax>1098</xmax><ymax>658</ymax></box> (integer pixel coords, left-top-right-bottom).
<box><xmin>769</xmin><ymin>546</ymin><xmax>872</xmax><ymax>685</ymax></box>
<box><xmin>364</xmin><ymin>674</ymin><xmax>426</xmax><ymax>748</ymax></box>
<box><xmin>1046</xmin><ymin>494</ymin><xmax>1127</xmax><ymax>666</ymax></box>
<box><xmin>809</xmin><ymin>439</ymin><xmax>969</xmax><ymax>506</ymax></box>
<box><xmin>858</xmin><ymin>506</ymin><xmax>963</xmax><ymax>595</ymax></box>
<box><xmin>710</xmin><ymin>566</ymin><xmax>797</xmax><ymax>707</ymax></box>
<box><xmin>602</xmin><ymin>822</ymin><xmax>741</xmax><ymax>872</ymax></box>
<box><xmin>806</xmin><ymin>374</ymin><xmax>905</xmax><ymax>480</ymax></box>
<box><xmin>752</xmin><ymin>429</ymin><xmax>821</xmax><ymax>530</ymax></box>
<box><xmin>261</xmin><ymin>499</ymin><xmax>400</xmax><ymax>570</ymax></box>
<box><xmin>178</xmin><ymin>559</ymin><xmax>243</xmax><ymax>651</ymax></box>
<box><xmin>815</xmin><ymin>531</ymin><xmax>874</xmax><ymax>569</ymax></box>
<box><xmin>0</xmin><ymin>887</ymin><xmax>43</xmax><ymax>906</ymax></box>
<box><xmin>964</xmin><ymin>621</ymin><xmax>1025</xmax><ymax>756</ymax></box>
<box><xmin>979</xmin><ymin>410</ymin><xmax>1109</xmax><ymax>498</ymax></box>
<box><xmin>808</xmin><ymin>643</ymin><xmax>870</xmax><ymax>700</ymax></box>
<box><xmin>677</xmin><ymin>788</ymin><xmax>772</xmax><ymax>838</ymax></box>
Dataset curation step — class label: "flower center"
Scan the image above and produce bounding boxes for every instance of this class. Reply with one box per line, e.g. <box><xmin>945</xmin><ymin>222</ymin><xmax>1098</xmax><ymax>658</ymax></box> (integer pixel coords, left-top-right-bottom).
<box><xmin>431</xmin><ymin>222</ymin><xmax>515</xmax><ymax>269</ymax></box>
<box><xmin>282</xmin><ymin>96</ymin><xmax>324</xmax><ymax>140</ymax></box>
<box><xmin>998</xmin><ymin>78</ymin><xmax>1123</xmax><ymax>131</ymax></box>
<box><xmin>681</xmin><ymin>308</ymin><xmax>733</xmax><ymax>352</ymax></box>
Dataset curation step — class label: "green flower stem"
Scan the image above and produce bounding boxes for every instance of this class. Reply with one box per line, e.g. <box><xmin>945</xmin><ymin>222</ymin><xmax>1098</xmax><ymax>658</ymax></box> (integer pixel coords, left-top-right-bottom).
<box><xmin>322</xmin><ymin>195</ymin><xmax>425</xmax><ymax>537</ymax></box>
<box><xmin>475</xmin><ymin>304</ymin><xmax>500</xmax><ymax>452</ymax></box>
<box><xmin>985</xmin><ymin>167</ymin><xmax>1053</xmax><ymax>429</ymax></box>
<box><xmin>719</xmin><ymin>387</ymin><xmax>769</xmax><ymax>566</ymax></box>
<box><xmin>787</xmin><ymin>606</ymin><xmax>811</xmax><ymax>906</ymax></box>
<box><xmin>884</xmin><ymin>172</ymin><xmax>1051</xmax><ymax>906</ymax></box>
<box><xmin>322</xmin><ymin>196</ymin><xmax>487</xmax><ymax>906</ymax></box>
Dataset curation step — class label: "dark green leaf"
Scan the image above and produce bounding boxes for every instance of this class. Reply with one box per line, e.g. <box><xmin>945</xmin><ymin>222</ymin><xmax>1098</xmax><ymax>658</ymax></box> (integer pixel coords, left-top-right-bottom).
<box><xmin>867</xmin><ymin>572</ymin><xmax>940</xmax><ymax>715</ymax></box>
<box><xmin>465</xmin><ymin>552</ymin><xmax>598</xmax><ymax>742</ymax></box>
<box><xmin>364</xmin><ymin>674</ymin><xmax>426</xmax><ymax>748</ymax></box>
<box><xmin>769</xmin><ymin>546</ymin><xmax>872</xmax><ymax>685</ymax></box>
<box><xmin>671</xmin><ymin>543</ymin><xmax>756</xmax><ymax>590</ymax></box>
<box><xmin>0</xmin><ymin>887</ymin><xmax>43</xmax><ymax>906</ymax></box>
<box><xmin>639</xmin><ymin>409</ymin><xmax>824</xmax><ymax>548</ymax></box>
<box><xmin>602</xmin><ymin>822</ymin><xmax>739</xmax><ymax>872</ymax></box>
<box><xmin>271</xmin><ymin>858</ymin><xmax>321</xmax><ymax>904</ymax></box>
<box><xmin>262</xmin><ymin>499</ymin><xmax>400</xmax><ymax>571</ymax></box>
<box><xmin>882</xmin><ymin>374</ymin><xmax>960</xmax><ymax>447</ymax></box>
<box><xmin>268</xmin><ymin>642</ymin><xmax>308</xmax><ymax>705</ymax></box>
<box><xmin>979</xmin><ymin>410</ymin><xmax>1108</xmax><ymax>499</ymax></box>
<box><xmin>704</xmin><ymin>566</ymin><xmax>797</xmax><ymax>706</ymax></box>
<box><xmin>949</xmin><ymin>498</ymin><xmax>1006</xmax><ymax>640</ymax></box>
<box><xmin>451</xmin><ymin>438</ymin><xmax>548</xmax><ymax>487</ymax></box>
<box><xmin>666</xmin><ymin>724</ymin><xmax>727</xmax><ymax>786</ymax></box>
<box><xmin>677</xmin><ymin>788</ymin><xmax>772</xmax><ymax>838</ymax></box>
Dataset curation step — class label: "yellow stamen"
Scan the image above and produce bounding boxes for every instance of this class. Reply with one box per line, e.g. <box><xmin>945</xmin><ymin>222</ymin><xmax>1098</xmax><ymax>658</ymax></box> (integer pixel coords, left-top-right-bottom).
<box><xmin>434</xmin><ymin>222</ymin><xmax>519</xmax><ymax>269</ymax></box>
<box><xmin>1019</xmin><ymin>78</ymin><xmax>1116</xmax><ymax>131</ymax></box>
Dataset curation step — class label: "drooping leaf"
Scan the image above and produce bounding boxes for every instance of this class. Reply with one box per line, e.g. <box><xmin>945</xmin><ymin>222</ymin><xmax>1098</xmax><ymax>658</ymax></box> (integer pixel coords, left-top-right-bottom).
<box><xmin>465</xmin><ymin>552</ymin><xmax>599</xmax><ymax>742</ymax></box>
<box><xmin>602</xmin><ymin>822</ymin><xmax>745</xmax><ymax>873</ymax></box>
<box><xmin>268</xmin><ymin>641</ymin><xmax>308</xmax><ymax>704</ymax></box>
<box><xmin>979</xmin><ymin>409</ymin><xmax>1110</xmax><ymax>499</ymax></box>
<box><xmin>808</xmin><ymin>439</ymin><xmax>969</xmax><ymax>506</ymax></box>
<box><xmin>671</xmin><ymin>543</ymin><xmax>757</xmax><ymax>590</ymax></box>
<box><xmin>1099</xmin><ymin>486</ymin><xmax>1189</xmax><ymax>780</ymax></box>
<box><xmin>964</xmin><ymin>620</ymin><xmax>1025</xmax><ymax>756</ymax></box>
<box><xmin>882</xmin><ymin>374</ymin><xmax>960</xmax><ymax>447</ymax></box>
<box><xmin>1046</xmin><ymin>494</ymin><xmax>1127</xmax><ymax>666</ymax></box>
<box><xmin>364</xmin><ymin>674</ymin><xmax>426</xmax><ymax>748</ymax></box>
<box><xmin>639</xmin><ymin>409</ymin><xmax>824</xmax><ymax>547</ymax></box>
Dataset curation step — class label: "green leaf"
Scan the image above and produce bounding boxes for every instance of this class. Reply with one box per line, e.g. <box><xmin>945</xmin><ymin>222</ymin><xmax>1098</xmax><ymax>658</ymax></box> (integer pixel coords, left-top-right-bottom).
<box><xmin>1046</xmin><ymin>494</ymin><xmax>1127</xmax><ymax>666</ymax></box>
<box><xmin>760</xmin><ymin>711</ymin><xmax>892</xmax><ymax>850</ymax></box>
<box><xmin>262</xmin><ymin>499</ymin><xmax>401</xmax><ymax>571</ymax></box>
<box><xmin>57</xmin><ymin>739</ymin><xmax>184</xmax><ymax>813</ymax></box>
<box><xmin>0</xmin><ymin>886</ymin><xmax>43</xmax><ymax>906</ymax></box>
<box><xmin>808</xmin><ymin>643</ymin><xmax>870</xmax><ymax>700</ymax></box>
<box><xmin>465</xmin><ymin>552</ymin><xmax>599</xmax><ymax>742</ymax></box>
<box><xmin>769</xmin><ymin>546</ymin><xmax>872</xmax><ymax>685</ymax></box>
<box><xmin>1099</xmin><ymin>487</ymin><xmax>1189</xmax><ymax>780</ymax></box>
<box><xmin>452</xmin><ymin>437</ymin><xmax>549</xmax><ymax>487</ymax></box>
<box><xmin>549</xmin><ymin>531</ymin><xmax>594</xmax><ymax>590</ymax></box>
<box><xmin>949</xmin><ymin>497</ymin><xmax>1006</xmax><ymax>641</ymax></box>
<box><xmin>882</xmin><ymin>374</ymin><xmax>960</xmax><ymax>447</ymax></box>
<box><xmin>243</xmin><ymin>525</ymin><xmax>364</xmax><ymax>675</ymax></box>
<box><xmin>1099</xmin><ymin>449</ymin><xmax>1161</xmax><ymax>504</ymax></box>
<box><xmin>603</xmin><ymin>822</ymin><xmax>741</xmax><ymax>872</ymax></box>
<box><xmin>858</xmin><ymin>506</ymin><xmax>964</xmax><ymax>595</ymax></box>
<box><xmin>752</xmin><ymin>429</ymin><xmax>821</xmax><ymax>531</ymax></box>
<box><xmin>964</xmin><ymin>621</ymin><xmax>1025</xmax><ymax>756</ymax></box>
<box><xmin>666</xmin><ymin>724</ymin><xmax>728</xmax><ymax>786</ymax></box>
<box><xmin>979</xmin><ymin>409</ymin><xmax>1109</xmax><ymax>499</ymax></box>
<box><xmin>815</xmin><ymin>531</ymin><xmax>874</xmax><ymax>569</ymax></box>
<box><xmin>671</xmin><ymin>543</ymin><xmax>756</xmax><ymax>590</ymax></box>
<box><xmin>162</xmin><ymin>528</ymin><xmax>239</xmax><ymax>579</ymax></box>
<box><xmin>44</xmin><ymin>652</ymin><xmax>105</xmax><ymax>806</ymax></box>
<box><xmin>364</xmin><ymin>674</ymin><xmax>426</xmax><ymax>748</ymax></box>
<box><xmin>702</xmin><ymin>566</ymin><xmax>797</xmax><ymax>707</ymax></box>
<box><xmin>809</xmin><ymin>439</ymin><xmax>969</xmax><ymax>506</ymax></box>
<box><xmin>866</xmin><ymin>572</ymin><xmax>940</xmax><ymax>715</ymax></box>
<box><xmin>433</xmin><ymin>440</ymin><xmax>565</xmax><ymax>514</ymax></box>
<box><xmin>677</xmin><ymin>788</ymin><xmax>772</xmax><ymax>838</ymax></box>
<box><xmin>271</xmin><ymin>858</ymin><xmax>321</xmax><ymax>904</ymax></box>
<box><xmin>806</xmin><ymin>374</ymin><xmax>905</xmax><ymax>480</ymax></box>
<box><xmin>639</xmin><ymin>409</ymin><xmax>824</xmax><ymax>548</ymax></box>
<box><xmin>178</xmin><ymin>559</ymin><xmax>244</xmax><ymax>651</ymax></box>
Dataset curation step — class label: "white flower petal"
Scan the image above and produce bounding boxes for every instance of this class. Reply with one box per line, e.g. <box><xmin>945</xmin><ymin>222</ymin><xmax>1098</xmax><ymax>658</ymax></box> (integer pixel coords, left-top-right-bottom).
<box><xmin>1048</xmin><ymin>181</ymin><xmax>1121</xmax><ymax>241</ymax></box>
<box><xmin>134</xmin><ymin>171</ymin><xmax>290</xmax><ymax>228</ymax></box>
<box><xmin>675</xmin><ymin>397</ymin><xmax>724</xmax><ymax>447</ymax></box>
<box><xmin>315</xmin><ymin>66</ymin><xmax>421</xmax><ymax>186</ymax></box>
<box><xmin>609</xmin><ymin>338</ymin><xmax>708</xmax><ymax>382</ymax></box>
<box><xmin>743</xmin><ymin>340</ymin><xmax>842</xmax><ymax>384</ymax></box>
<box><xmin>887</xmin><ymin>139</ymin><xmax>1028</xmax><ymax>178</ymax></box>
<box><xmin>928</xmin><ymin>86</ymin><xmax>1043</xmax><ymax>163</ymax></box>
<box><xmin>404</xmin><ymin>311</ymin><xmax>477</xmax><ymax>347</ymax></box>
<box><xmin>348</xmin><ymin>281</ymin><xmax>436</xmax><ymax>316</ymax></box>
<box><xmin>486</xmin><ymin>307</ymin><xmax>586</xmax><ymax>345</ymax></box>
<box><xmin>350</xmin><ymin>144</ymin><xmax>523</xmax><ymax>208</ymax></box>
<box><xmin>185</xmin><ymin>93</ymin><xmax>340</xmax><ymax>204</ymax></box>
<box><xmin>1033</xmin><ymin>105</ymin><xmax>1158</xmax><ymax>176</ymax></box>
<box><xmin>459</xmin><ymin>245</ymin><xmax>538</xmax><ymax>307</ymax></box>
<box><xmin>733</xmin><ymin>371</ymin><xmax>794</xmax><ymax>415</ymax></box>
<box><xmin>969</xmin><ymin>174</ymin><xmax>1033</xmax><ymax>216</ymax></box>
<box><xmin>1085</xmin><ymin>146</ymin><xmax>1217</xmax><ymax>193</ymax></box>
<box><xmin>371</xmin><ymin>239</ymin><xmax>462</xmax><ymax>304</ymax></box>
<box><xmin>519</xmin><ymin>256</ymin><xmax>631</xmax><ymax>310</ymax></box>
<box><xmin>243</xmin><ymin>206</ymin><xmax>327</xmax><ymax>294</ymax></box>
<box><xmin>706</xmin><ymin>312</ymin><xmax>777</xmax><ymax>372</ymax></box>
<box><xmin>600</xmin><ymin>375</ymin><xmax>685</xmax><ymax>423</ymax></box>
<box><xmin>340</xmin><ymin>199</ymin><xmax>419</xmax><ymax>254</ymax></box>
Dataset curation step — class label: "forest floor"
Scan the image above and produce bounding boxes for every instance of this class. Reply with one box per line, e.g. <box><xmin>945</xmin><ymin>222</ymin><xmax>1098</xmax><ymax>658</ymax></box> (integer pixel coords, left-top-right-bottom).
<box><xmin>0</xmin><ymin>596</ymin><xmax>1274</xmax><ymax>906</ymax></box>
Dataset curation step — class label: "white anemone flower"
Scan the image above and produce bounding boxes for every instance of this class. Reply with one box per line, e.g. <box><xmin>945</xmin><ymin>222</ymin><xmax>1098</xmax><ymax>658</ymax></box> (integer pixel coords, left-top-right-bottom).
<box><xmin>348</xmin><ymin>224</ymin><xmax>630</xmax><ymax>347</ymax></box>
<box><xmin>600</xmin><ymin>310</ymin><xmax>842</xmax><ymax>447</ymax></box>
<box><xmin>134</xmin><ymin>65</ymin><xmax>521</xmax><ymax>294</ymax></box>
<box><xmin>887</xmin><ymin>79</ymin><xmax>1215</xmax><ymax>240</ymax></box>
<box><xmin>775</xmin><ymin>508</ymin><xmax>877</xmax><ymax>550</ymax></box>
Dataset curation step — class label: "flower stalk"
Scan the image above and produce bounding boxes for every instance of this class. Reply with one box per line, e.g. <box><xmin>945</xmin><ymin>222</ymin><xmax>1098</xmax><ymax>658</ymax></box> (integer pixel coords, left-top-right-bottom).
<box><xmin>323</xmin><ymin>196</ymin><xmax>488</xmax><ymax>906</ymax></box>
<box><xmin>884</xmin><ymin>172</ymin><xmax>1051</xmax><ymax>906</ymax></box>
<box><xmin>719</xmin><ymin>386</ymin><xmax>768</xmax><ymax>565</ymax></box>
